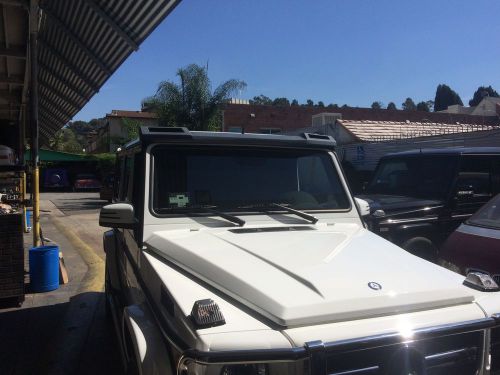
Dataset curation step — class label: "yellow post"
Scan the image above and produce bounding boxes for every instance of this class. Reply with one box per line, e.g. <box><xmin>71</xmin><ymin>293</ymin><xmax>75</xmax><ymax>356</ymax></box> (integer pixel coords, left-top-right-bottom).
<box><xmin>32</xmin><ymin>166</ymin><xmax>40</xmax><ymax>246</ymax></box>
<box><xmin>21</xmin><ymin>171</ymin><xmax>28</xmax><ymax>233</ymax></box>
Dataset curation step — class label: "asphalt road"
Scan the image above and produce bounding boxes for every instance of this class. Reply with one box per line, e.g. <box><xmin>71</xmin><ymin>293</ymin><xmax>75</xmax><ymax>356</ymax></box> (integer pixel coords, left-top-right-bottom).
<box><xmin>41</xmin><ymin>192</ymin><xmax>108</xmax><ymax>259</ymax></box>
<box><xmin>41</xmin><ymin>191</ymin><xmax>107</xmax><ymax>215</ymax></box>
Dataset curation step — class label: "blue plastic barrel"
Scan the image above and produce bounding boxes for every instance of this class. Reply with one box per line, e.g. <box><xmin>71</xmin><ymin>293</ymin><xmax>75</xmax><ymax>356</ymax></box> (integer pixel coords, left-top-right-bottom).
<box><xmin>29</xmin><ymin>245</ymin><xmax>60</xmax><ymax>292</ymax></box>
<box><xmin>26</xmin><ymin>210</ymin><xmax>32</xmax><ymax>229</ymax></box>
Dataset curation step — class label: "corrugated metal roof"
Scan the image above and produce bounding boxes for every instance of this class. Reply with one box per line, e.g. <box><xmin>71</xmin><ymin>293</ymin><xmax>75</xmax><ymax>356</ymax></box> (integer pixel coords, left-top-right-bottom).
<box><xmin>37</xmin><ymin>0</ymin><xmax>180</xmax><ymax>143</ymax></box>
<box><xmin>338</xmin><ymin>119</ymin><xmax>497</xmax><ymax>143</ymax></box>
<box><xmin>0</xmin><ymin>0</ymin><xmax>180</xmax><ymax>145</ymax></box>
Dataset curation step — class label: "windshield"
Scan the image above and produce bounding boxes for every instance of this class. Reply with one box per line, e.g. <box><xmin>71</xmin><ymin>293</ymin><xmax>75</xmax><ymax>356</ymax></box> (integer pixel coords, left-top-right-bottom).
<box><xmin>466</xmin><ymin>194</ymin><xmax>500</xmax><ymax>230</ymax></box>
<box><xmin>151</xmin><ymin>147</ymin><xmax>350</xmax><ymax>214</ymax></box>
<box><xmin>366</xmin><ymin>155</ymin><xmax>457</xmax><ymax>200</ymax></box>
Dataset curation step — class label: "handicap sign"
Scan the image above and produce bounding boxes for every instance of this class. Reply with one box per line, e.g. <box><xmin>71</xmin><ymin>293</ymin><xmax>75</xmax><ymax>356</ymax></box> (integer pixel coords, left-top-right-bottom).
<box><xmin>356</xmin><ymin>145</ymin><xmax>365</xmax><ymax>161</ymax></box>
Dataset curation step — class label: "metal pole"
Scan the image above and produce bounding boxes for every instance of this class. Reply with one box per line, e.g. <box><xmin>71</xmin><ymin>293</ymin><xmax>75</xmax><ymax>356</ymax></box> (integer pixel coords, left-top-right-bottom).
<box><xmin>20</xmin><ymin>106</ymin><xmax>27</xmax><ymax>232</ymax></box>
<box><xmin>30</xmin><ymin>0</ymin><xmax>40</xmax><ymax>246</ymax></box>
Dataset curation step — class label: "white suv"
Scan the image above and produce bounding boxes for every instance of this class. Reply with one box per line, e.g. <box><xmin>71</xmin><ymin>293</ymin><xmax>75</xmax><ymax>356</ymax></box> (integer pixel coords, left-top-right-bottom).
<box><xmin>100</xmin><ymin>127</ymin><xmax>500</xmax><ymax>375</ymax></box>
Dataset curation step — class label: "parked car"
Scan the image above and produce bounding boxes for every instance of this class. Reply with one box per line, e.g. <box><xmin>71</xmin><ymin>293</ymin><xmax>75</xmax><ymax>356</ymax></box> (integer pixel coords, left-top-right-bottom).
<box><xmin>73</xmin><ymin>173</ymin><xmax>101</xmax><ymax>191</ymax></box>
<box><xmin>440</xmin><ymin>193</ymin><xmax>500</xmax><ymax>281</ymax></box>
<box><xmin>99</xmin><ymin>174</ymin><xmax>115</xmax><ymax>202</ymax></box>
<box><xmin>43</xmin><ymin>168</ymin><xmax>70</xmax><ymax>190</ymax></box>
<box><xmin>99</xmin><ymin>127</ymin><xmax>500</xmax><ymax>375</ymax></box>
<box><xmin>0</xmin><ymin>145</ymin><xmax>16</xmax><ymax>165</ymax></box>
<box><xmin>358</xmin><ymin>147</ymin><xmax>500</xmax><ymax>261</ymax></box>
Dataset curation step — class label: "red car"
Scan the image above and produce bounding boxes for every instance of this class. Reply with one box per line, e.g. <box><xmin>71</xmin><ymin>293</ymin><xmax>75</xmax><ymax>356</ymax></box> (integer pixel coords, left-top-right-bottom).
<box><xmin>73</xmin><ymin>174</ymin><xmax>102</xmax><ymax>191</ymax></box>
<box><xmin>440</xmin><ymin>193</ymin><xmax>500</xmax><ymax>284</ymax></box>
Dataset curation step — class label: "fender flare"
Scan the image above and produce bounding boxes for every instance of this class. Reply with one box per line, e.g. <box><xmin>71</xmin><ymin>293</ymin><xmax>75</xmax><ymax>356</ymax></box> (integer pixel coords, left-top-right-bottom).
<box><xmin>123</xmin><ymin>304</ymin><xmax>174</xmax><ymax>375</ymax></box>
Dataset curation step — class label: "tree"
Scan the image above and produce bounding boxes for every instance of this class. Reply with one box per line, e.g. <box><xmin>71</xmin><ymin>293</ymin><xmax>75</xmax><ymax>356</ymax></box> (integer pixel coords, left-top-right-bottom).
<box><xmin>250</xmin><ymin>94</ymin><xmax>272</xmax><ymax>105</ymax></box>
<box><xmin>317</xmin><ymin>101</ymin><xmax>325</xmax><ymax>107</ymax></box>
<box><xmin>291</xmin><ymin>99</ymin><xmax>299</xmax><ymax>106</ymax></box>
<box><xmin>327</xmin><ymin>103</ymin><xmax>339</xmax><ymax>109</ymax></box>
<box><xmin>272</xmin><ymin>97</ymin><xmax>290</xmax><ymax>106</ymax></box>
<box><xmin>144</xmin><ymin>63</ymin><xmax>246</xmax><ymax>131</ymax></box>
<box><xmin>387</xmin><ymin>102</ymin><xmax>397</xmax><ymax>110</ymax></box>
<box><xmin>402</xmin><ymin>97</ymin><xmax>416</xmax><ymax>111</ymax></box>
<box><xmin>469</xmin><ymin>85</ymin><xmax>499</xmax><ymax>107</ymax></box>
<box><xmin>306</xmin><ymin>99</ymin><xmax>314</xmax><ymax>106</ymax></box>
<box><xmin>433</xmin><ymin>84</ymin><xmax>463</xmax><ymax>112</ymax></box>
<box><xmin>371</xmin><ymin>101</ymin><xmax>383</xmax><ymax>109</ymax></box>
<box><xmin>49</xmin><ymin>128</ymin><xmax>83</xmax><ymax>153</ymax></box>
<box><xmin>416</xmin><ymin>101</ymin><xmax>430</xmax><ymax>112</ymax></box>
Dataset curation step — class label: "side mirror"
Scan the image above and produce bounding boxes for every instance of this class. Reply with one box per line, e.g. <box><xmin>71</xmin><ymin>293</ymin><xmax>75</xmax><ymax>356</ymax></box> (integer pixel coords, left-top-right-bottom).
<box><xmin>354</xmin><ymin>197</ymin><xmax>371</xmax><ymax>217</ymax></box>
<box><xmin>99</xmin><ymin>203</ymin><xmax>136</xmax><ymax>228</ymax></box>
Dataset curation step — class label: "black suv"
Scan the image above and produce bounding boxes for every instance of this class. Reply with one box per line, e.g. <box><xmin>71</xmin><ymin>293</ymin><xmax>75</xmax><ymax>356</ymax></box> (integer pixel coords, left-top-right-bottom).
<box><xmin>358</xmin><ymin>147</ymin><xmax>500</xmax><ymax>261</ymax></box>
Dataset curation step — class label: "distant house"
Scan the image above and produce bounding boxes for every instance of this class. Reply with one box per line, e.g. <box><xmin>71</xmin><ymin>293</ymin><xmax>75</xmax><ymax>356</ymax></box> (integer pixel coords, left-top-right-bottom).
<box><xmin>87</xmin><ymin>110</ymin><xmax>158</xmax><ymax>153</ymax></box>
<box><xmin>285</xmin><ymin>115</ymin><xmax>500</xmax><ymax>171</ymax></box>
<box><xmin>222</xmin><ymin>103</ymin><xmax>499</xmax><ymax>135</ymax></box>
<box><xmin>439</xmin><ymin>97</ymin><xmax>500</xmax><ymax>117</ymax></box>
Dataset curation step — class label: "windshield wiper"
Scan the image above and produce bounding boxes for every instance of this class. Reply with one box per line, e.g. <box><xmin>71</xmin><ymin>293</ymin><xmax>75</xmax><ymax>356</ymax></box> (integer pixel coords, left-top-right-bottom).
<box><xmin>240</xmin><ymin>203</ymin><xmax>318</xmax><ymax>224</ymax></box>
<box><xmin>203</xmin><ymin>207</ymin><xmax>245</xmax><ymax>227</ymax></box>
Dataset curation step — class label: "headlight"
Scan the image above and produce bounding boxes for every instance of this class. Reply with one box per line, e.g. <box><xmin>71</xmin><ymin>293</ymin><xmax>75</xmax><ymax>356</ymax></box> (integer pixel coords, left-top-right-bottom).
<box><xmin>463</xmin><ymin>271</ymin><xmax>500</xmax><ymax>292</ymax></box>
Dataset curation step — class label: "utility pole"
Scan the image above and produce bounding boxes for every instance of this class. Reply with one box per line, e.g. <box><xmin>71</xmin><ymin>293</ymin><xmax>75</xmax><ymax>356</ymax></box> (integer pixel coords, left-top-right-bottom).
<box><xmin>30</xmin><ymin>0</ymin><xmax>40</xmax><ymax>246</ymax></box>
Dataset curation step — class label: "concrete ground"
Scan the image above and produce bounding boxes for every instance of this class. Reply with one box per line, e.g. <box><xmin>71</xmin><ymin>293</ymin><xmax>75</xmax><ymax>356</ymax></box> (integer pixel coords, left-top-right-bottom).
<box><xmin>0</xmin><ymin>192</ymin><xmax>122</xmax><ymax>375</ymax></box>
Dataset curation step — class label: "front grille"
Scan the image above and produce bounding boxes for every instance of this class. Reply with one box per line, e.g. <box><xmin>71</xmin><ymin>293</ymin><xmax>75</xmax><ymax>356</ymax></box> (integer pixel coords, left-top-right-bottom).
<box><xmin>308</xmin><ymin>330</ymin><xmax>485</xmax><ymax>375</ymax></box>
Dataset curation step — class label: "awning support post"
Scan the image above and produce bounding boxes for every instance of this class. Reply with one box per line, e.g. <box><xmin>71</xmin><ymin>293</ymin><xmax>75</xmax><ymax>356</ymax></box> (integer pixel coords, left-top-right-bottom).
<box><xmin>30</xmin><ymin>0</ymin><xmax>40</xmax><ymax>246</ymax></box>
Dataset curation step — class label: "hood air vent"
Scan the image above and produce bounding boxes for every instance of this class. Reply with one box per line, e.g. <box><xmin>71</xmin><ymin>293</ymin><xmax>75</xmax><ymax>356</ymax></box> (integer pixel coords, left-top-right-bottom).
<box><xmin>229</xmin><ymin>226</ymin><xmax>315</xmax><ymax>234</ymax></box>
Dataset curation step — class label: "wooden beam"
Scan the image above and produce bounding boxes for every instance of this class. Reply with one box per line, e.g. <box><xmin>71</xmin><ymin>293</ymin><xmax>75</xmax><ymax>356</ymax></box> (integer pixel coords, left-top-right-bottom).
<box><xmin>0</xmin><ymin>0</ymin><xmax>28</xmax><ymax>8</ymax></box>
<box><xmin>0</xmin><ymin>45</ymin><xmax>27</xmax><ymax>59</ymax></box>
<box><xmin>0</xmin><ymin>74</ymin><xmax>24</xmax><ymax>85</ymax></box>
<box><xmin>82</xmin><ymin>0</ymin><xmax>138</xmax><ymax>51</ymax></box>
<box><xmin>0</xmin><ymin>89</ymin><xmax>21</xmax><ymax>103</ymax></box>
<box><xmin>42</xmin><ymin>6</ymin><xmax>111</xmax><ymax>74</ymax></box>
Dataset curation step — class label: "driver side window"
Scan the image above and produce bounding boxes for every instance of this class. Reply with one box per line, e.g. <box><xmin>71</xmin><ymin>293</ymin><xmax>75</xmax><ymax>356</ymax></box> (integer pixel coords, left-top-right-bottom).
<box><xmin>456</xmin><ymin>156</ymin><xmax>491</xmax><ymax>196</ymax></box>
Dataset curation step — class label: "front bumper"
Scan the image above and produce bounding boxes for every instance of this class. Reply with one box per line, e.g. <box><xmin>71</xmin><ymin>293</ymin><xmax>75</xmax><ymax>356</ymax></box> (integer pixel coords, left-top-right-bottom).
<box><xmin>179</xmin><ymin>315</ymin><xmax>500</xmax><ymax>374</ymax></box>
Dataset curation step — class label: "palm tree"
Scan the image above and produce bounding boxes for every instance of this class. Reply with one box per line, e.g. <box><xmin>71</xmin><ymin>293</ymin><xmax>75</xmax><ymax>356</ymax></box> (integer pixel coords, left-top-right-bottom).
<box><xmin>143</xmin><ymin>64</ymin><xmax>246</xmax><ymax>131</ymax></box>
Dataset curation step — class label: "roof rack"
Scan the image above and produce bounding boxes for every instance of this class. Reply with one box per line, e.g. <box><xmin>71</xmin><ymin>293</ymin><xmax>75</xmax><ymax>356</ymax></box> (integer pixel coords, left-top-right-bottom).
<box><xmin>136</xmin><ymin>126</ymin><xmax>336</xmax><ymax>149</ymax></box>
<box><xmin>303</xmin><ymin>133</ymin><xmax>334</xmax><ymax>142</ymax></box>
<box><xmin>140</xmin><ymin>126</ymin><xmax>191</xmax><ymax>137</ymax></box>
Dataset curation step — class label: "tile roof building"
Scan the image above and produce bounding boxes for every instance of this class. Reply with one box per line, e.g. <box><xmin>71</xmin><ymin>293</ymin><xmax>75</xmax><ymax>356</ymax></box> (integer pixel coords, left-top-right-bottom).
<box><xmin>87</xmin><ymin>109</ymin><xmax>159</xmax><ymax>153</ymax></box>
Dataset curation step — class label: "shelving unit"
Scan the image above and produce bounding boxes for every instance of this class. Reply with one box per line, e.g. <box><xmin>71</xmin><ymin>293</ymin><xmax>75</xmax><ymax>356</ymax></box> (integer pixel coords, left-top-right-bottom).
<box><xmin>0</xmin><ymin>165</ymin><xmax>26</xmax><ymax>304</ymax></box>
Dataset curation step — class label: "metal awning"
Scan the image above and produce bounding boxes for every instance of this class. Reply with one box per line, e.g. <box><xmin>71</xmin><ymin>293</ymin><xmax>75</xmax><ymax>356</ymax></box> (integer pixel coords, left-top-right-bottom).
<box><xmin>0</xmin><ymin>0</ymin><xmax>181</xmax><ymax>144</ymax></box>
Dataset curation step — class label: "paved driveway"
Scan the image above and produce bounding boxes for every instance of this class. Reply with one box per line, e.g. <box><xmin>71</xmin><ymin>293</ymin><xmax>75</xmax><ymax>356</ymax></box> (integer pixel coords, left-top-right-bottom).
<box><xmin>0</xmin><ymin>192</ymin><xmax>122</xmax><ymax>374</ymax></box>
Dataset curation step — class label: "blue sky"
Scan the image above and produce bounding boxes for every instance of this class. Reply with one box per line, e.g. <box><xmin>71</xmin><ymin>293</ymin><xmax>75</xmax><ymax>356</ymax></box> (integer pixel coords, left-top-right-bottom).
<box><xmin>74</xmin><ymin>0</ymin><xmax>500</xmax><ymax>121</ymax></box>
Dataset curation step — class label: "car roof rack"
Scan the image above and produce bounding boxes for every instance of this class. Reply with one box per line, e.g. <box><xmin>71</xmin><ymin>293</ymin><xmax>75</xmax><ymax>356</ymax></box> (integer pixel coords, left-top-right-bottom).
<box><xmin>134</xmin><ymin>126</ymin><xmax>336</xmax><ymax>150</ymax></box>
<box><xmin>141</xmin><ymin>126</ymin><xmax>192</xmax><ymax>137</ymax></box>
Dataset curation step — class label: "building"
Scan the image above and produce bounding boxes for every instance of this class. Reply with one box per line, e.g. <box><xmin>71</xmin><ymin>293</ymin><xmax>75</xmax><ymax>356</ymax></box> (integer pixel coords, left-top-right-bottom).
<box><xmin>439</xmin><ymin>97</ymin><xmax>500</xmax><ymax>117</ymax></box>
<box><xmin>222</xmin><ymin>103</ymin><xmax>499</xmax><ymax>135</ymax></box>
<box><xmin>87</xmin><ymin>110</ymin><xmax>158</xmax><ymax>153</ymax></box>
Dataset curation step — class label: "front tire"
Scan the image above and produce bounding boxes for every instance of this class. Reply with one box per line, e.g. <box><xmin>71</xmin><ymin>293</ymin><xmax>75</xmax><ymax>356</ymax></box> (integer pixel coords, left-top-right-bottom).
<box><xmin>402</xmin><ymin>237</ymin><xmax>437</xmax><ymax>263</ymax></box>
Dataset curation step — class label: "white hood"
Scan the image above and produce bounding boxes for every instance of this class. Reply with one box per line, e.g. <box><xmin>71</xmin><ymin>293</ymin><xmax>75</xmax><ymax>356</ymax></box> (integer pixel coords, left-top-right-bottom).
<box><xmin>146</xmin><ymin>223</ymin><xmax>474</xmax><ymax>327</ymax></box>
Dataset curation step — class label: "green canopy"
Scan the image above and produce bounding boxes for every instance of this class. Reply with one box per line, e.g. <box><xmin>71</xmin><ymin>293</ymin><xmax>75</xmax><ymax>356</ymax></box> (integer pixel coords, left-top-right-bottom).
<box><xmin>24</xmin><ymin>149</ymin><xmax>89</xmax><ymax>162</ymax></box>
